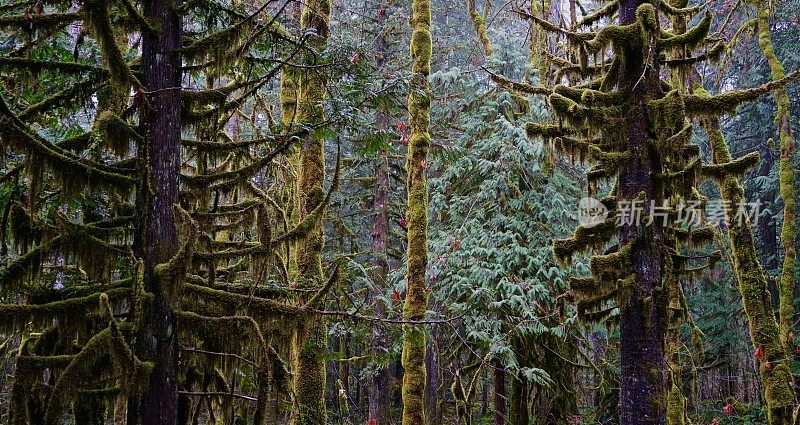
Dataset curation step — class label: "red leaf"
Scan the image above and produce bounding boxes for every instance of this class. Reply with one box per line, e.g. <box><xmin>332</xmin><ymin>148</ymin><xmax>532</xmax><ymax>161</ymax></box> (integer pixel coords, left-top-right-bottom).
<box><xmin>35</xmin><ymin>1</ymin><xmax>44</xmax><ymax>15</ymax></box>
<box><xmin>452</xmin><ymin>239</ymin><xmax>461</xmax><ymax>251</ymax></box>
<box><xmin>795</xmin><ymin>344</ymin><xmax>800</xmax><ymax>355</ymax></box>
<box><xmin>399</xmin><ymin>133</ymin><xmax>408</xmax><ymax>144</ymax></box>
<box><xmin>764</xmin><ymin>360</ymin><xmax>772</xmax><ymax>369</ymax></box>
<box><xmin>755</xmin><ymin>346</ymin><xmax>764</xmax><ymax>361</ymax></box>
<box><xmin>398</xmin><ymin>218</ymin><xmax>408</xmax><ymax>229</ymax></box>
<box><xmin>723</xmin><ymin>403</ymin><xmax>734</xmax><ymax>415</ymax></box>
<box><xmin>392</xmin><ymin>289</ymin><xmax>401</xmax><ymax>302</ymax></box>
<box><xmin>789</xmin><ymin>331</ymin><xmax>795</xmax><ymax>342</ymax></box>
<box><xmin>368</xmin><ymin>418</ymin><xmax>378</xmax><ymax>425</ymax></box>
<box><xmin>289</xmin><ymin>281</ymin><xmax>297</xmax><ymax>289</ymax></box>
<box><xmin>350</xmin><ymin>53</ymin><xmax>361</xmax><ymax>64</ymax></box>
<box><xmin>396</xmin><ymin>121</ymin><xmax>407</xmax><ymax>132</ymax></box>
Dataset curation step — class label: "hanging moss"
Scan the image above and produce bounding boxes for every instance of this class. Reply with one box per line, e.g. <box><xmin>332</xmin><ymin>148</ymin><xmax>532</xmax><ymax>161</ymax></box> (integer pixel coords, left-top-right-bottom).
<box><xmin>82</xmin><ymin>0</ymin><xmax>139</xmax><ymax>90</ymax></box>
<box><xmin>94</xmin><ymin>111</ymin><xmax>140</xmax><ymax>156</ymax></box>
<box><xmin>0</xmin><ymin>237</ymin><xmax>61</xmax><ymax>294</ymax></box>
<box><xmin>43</xmin><ymin>321</ymin><xmax>152</xmax><ymax>425</ymax></box>
<box><xmin>522</xmin><ymin>11</ymin><xmax>596</xmax><ymax>43</ymax></box>
<box><xmin>548</xmin><ymin>92</ymin><xmax>623</xmax><ymax>130</ymax></box>
<box><xmin>0</xmin><ymin>287</ymin><xmax>131</xmax><ymax>328</ymax></box>
<box><xmin>0</xmin><ymin>100</ymin><xmax>135</xmax><ymax>191</ymax></box>
<box><xmin>0</xmin><ymin>12</ymin><xmax>80</xmax><ymax>31</ymax></box>
<box><xmin>589</xmin><ymin>243</ymin><xmax>633</xmax><ymax>283</ymax></box>
<box><xmin>181</xmin><ymin>136</ymin><xmax>296</xmax><ymax>189</ymax></box>
<box><xmin>176</xmin><ymin>310</ymin><xmax>267</xmax><ymax>352</ymax></box>
<box><xmin>576</xmin><ymin>1</ymin><xmax>618</xmax><ymax>27</ymax></box>
<box><xmin>17</xmin><ymin>76</ymin><xmax>105</xmax><ymax>121</ymax></box>
<box><xmin>659</xmin><ymin>11</ymin><xmax>712</xmax><ymax>50</ymax></box>
<box><xmin>0</xmin><ymin>57</ymin><xmax>106</xmax><ymax>75</ymax></box>
<box><xmin>663</xmin><ymin>41</ymin><xmax>725</xmax><ymax>67</ymax></box>
<box><xmin>583</xmin><ymin>18</ymin><xmax>641</xmax><ymax>54</ymax></box>
<box><xmin>487</xmin><ymin>70</ymin><xmax>551</xmax><ymax>95</ymax></box>
<box><xmin>746</xmin><ymin>0</ymin><xmax>798</xmax><ymax>353</ymax></box>
<box><xmin>181</xmin><ymin>283</ymin><xmax>301</xmax><ymax>318</ymax></box>
<box><xmin>153</xmin><ymin>208</ymin><xmax>198</xmax><ymax>295</ymax></box>
<box><xmin>525</xmin><ymin>122</ymin><xmax>572</xmax><ymax>140</ymax></box>
<box><xmin>684</xmin><ymin>70</ymin><xmax>800</xmax><ymax>117</ymax></box>
<box><xmin>553</xmin><ymin>219</ymin><xmax>617</xmax><ymax>265</ymax></box>
<box><xmin>700</xmin><ymin>151</ymin><xmax>759</xmax><ymax>181</ymax></box>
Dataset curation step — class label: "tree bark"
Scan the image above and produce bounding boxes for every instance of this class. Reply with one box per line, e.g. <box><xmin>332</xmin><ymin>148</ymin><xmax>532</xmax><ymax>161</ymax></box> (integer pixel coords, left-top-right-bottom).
<box><xmin>510</xmin><ymin>374</ymin><xmax>528</xmax><ymax>425</ymax></box>
<box><xmin>749</xmin><ymin>0</ymin><xmax>797</xmax><ymax>352</ymax></box>
<box><xmin>128</xmin><ymin>1</ymin><xmax>183</xmax><ymax>423</ymax></box>
<box><xmin>290</xmin><ymin>1</ymin><xmax>331</xmax><ymax>424</ymax></box>
<box><xmin>617</xmin><ymin>0</ymin><xmax>667</xmax><ymax>421</ymax></box>
<box><xmin>702</xmin><ymin>115</ymin><xmax>796</xmax><ymax>424</ymax></box>
<box><xmin>368</xmin><ymin>3</ymin><xmax>393</xmax><ymax>423</ymax></box>
<box><xmin>401</xmin><ymin>0</ymin><xmax>433</xmax><ymax>424</ymax></box>
<box><xmin>493</xmin><ymin>362</ymin><xmax>506</xmax><ymax>425</ymax></box>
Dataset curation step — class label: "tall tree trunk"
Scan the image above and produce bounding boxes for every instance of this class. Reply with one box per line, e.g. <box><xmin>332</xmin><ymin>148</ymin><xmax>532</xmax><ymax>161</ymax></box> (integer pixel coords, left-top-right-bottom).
<box><xmin>291</xmin><ymin>1</ymin><xmax>331</xmax><ymax>424</ymax></box>
<box><xmin>401</xmin><ymin>0</ymin><xmax>432</xmax><ymax>423</ymax></box>
<box><xmin>128</xmin><ymin>1</ymin><xmax>183</xmax><ymax>424</ymax></box>
<box><xmin>617</xmin><ymin>0</ymin><xmax>667</xmax><ymax>422</ymax></box>
<box><xmin>701</xmin><ymin>113</ymin><xmax>796</xmax><ymax>424</ymax></box>
<box><xmin>749</xmin><ymin>0</ymin><xmax>797</xmax><ymax>351</ymax></box>
<box><xmin>368</xmin><ymin>144</ymin><xmax>391</xmax><ymax>425</ymax></box>
<box><xmin>368</xmin><ymin>2</ymin><xmax>393</xmax><ymax>423</ymax></box>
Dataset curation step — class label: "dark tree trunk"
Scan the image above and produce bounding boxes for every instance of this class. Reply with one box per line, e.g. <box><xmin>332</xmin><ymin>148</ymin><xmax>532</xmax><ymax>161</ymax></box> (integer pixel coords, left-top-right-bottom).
<box><xmin>128</xmin><ymin>0</ymin><xmax>183</xmax><ymax>424</ymax></box>
<box><xmin>368</xmin><ymin>144</ymin><xmax>391</xmax><ymax>424</ymax></box>
<box><xmin>510</xmin><ymin>374</ymin><xmax>528</xmax><ymax>425</ymax></box>
<box><xmin>617</xmin><ymin>0</ymin><xmax>666</xmax><ymax>423</ymax></box>
<box><xmin>493</xmin><ymin>362</ymin><xmax>505</xmax><ymax>425</ymax></box>
<box><xmin>425</xmin><ymin>339</ymin><xmax>440</xmax><ymax>425</ymax></box>
<box><xmin>368</xmin><ymin>2</ymin><xmax>393</xmax><ymax>423</ymax></box>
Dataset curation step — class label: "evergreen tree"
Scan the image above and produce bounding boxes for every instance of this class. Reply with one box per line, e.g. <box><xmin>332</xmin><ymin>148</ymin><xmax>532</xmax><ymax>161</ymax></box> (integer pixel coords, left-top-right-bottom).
<box><xmin>519</xmin><ymin>0</ymin><xmax>799</xmax><ymax>421</ymax></box>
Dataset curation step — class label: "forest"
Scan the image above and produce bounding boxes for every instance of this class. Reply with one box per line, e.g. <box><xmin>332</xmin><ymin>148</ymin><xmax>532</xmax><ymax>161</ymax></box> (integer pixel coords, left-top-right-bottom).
<box><xmin>0</xmin><ymin>0</ymin><xmax>798</xmax><ymax>423</ymax></box>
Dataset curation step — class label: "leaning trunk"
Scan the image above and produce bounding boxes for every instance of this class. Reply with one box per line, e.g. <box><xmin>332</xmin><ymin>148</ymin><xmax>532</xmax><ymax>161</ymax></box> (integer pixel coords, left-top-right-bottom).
<box><xmin>749</xmin><ymin>0</ymin><xmax>796</xmax><ymax>351</ymax></box>
<box><xmin>701</xmin><ymin>114</ymin><xmax>796</xmax><ymax>424</ymax></box>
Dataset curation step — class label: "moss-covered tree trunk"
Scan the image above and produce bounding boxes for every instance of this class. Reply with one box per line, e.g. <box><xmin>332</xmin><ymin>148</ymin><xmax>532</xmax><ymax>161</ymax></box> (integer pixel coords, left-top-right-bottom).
<box><xmin>749</xmin><ymin>0</ymin><xmax>797</xmax><ymax>351</ymax></box>
<box><xmin>666</xmin><ymin>275</ymin><xmax>689</xmax><ymax>425</ymax></box>
<box><xmin>617</xmin><ymin>0</ymin><xmax>667</xmax><ymax>422</ymax></box>
<box><xmin>401</xmin><ymin>0</ymin><xmax>432</xmax><ymax>423</ymax></box>
<box><xmin>290</xmin><ymin>1</ymin><xmax>330</xmax><ymax>424</ymax></box>
<box><xmin>128</xmin><ymin>1</ymin><xmax>183</xmax><ymax>423</ymax></box>
<box><xmin>702</xmin><ymin>114</ymin><xmax>796</xmax><ymax>424</ymax></box>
